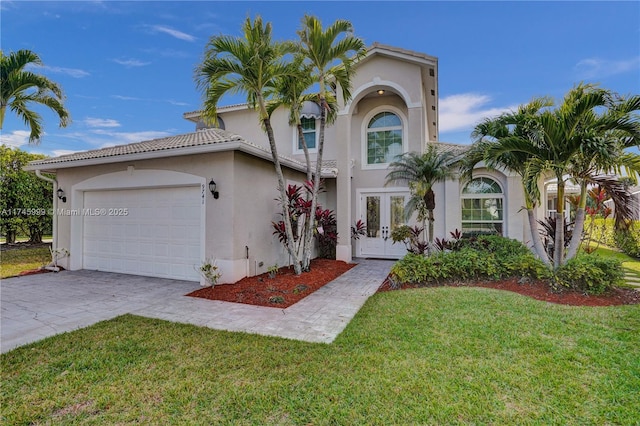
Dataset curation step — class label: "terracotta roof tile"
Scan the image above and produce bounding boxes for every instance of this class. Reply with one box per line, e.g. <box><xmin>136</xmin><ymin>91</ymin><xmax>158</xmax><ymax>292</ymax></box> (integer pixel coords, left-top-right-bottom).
<box><xmin>28</xmin><ymin>128</ymin><xmax>245</xmax><ymax>166</ymax></box>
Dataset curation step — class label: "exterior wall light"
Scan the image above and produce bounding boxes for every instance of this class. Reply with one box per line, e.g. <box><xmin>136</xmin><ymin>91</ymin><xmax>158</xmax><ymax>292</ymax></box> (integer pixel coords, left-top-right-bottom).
<box><xmin>209</xmin><ymin>179</ymin><xmax>219</xmax><ymax>199</ymax></box>
<box><xmin>377</xmin><ymin>89</ymin><xmax>385</xmax><ymax>95</ymax></box>
<box><xmin>56</xmin><ymin>188</ymin><xmax>67</xmax><ymax>203</ymax></box>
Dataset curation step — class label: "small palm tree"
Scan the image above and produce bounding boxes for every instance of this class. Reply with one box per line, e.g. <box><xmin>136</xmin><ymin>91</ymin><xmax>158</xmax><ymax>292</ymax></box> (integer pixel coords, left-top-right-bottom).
<box><xmin>196</xmin><ymin>16</ymin><xmax>303</xmax><ymax>274</ymax></box>
<box><xmin>295</xmin><ymin>15</ymin><xmax>366</xmax><ymax>269</ymax></box>
<box><xmin>0</xmin><ymin>50</ymin><xmax>70</xmax><ymax>143</ymax></box>
<box><xmin>385</xmin><ymin>145</ymin><xmax>459</xmax><ymax>251</ymax></box>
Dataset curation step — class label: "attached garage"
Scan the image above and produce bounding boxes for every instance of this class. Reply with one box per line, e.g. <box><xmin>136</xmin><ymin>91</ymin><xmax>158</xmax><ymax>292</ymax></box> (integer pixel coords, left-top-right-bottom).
<box><xmin>82</xmin><ymin>186</ymin><xmax>202</xmax><ymax>281</ymax></box>
<box><xmin>63</xmin><ymin>169</ymin><xmax>207</xmax><ymax>283</ymax></box>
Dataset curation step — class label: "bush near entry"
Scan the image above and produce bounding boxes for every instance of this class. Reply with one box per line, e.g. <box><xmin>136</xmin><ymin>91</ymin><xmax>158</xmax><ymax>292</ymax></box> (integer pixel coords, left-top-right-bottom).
<box><xmin>390</xmin><ymin>235</ymin><xmax>624</xmax><ymax>295</ymax></box>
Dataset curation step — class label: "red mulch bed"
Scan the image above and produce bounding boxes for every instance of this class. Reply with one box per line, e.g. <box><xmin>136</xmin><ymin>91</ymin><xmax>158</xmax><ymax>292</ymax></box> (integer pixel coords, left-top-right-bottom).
<box><xmin>378</xmin><ymin>277</ymin><xmax>640</xmax><ymax>307</ymax></box>
<box><xmin>188</xmin><ymin>257</ymin><xmax>639</xmax><ymax>308</ymax></box>
<box><xmin>187</xmin><ymin>258</ymin><xmax>355</xmax><ymax>308</ymax></box>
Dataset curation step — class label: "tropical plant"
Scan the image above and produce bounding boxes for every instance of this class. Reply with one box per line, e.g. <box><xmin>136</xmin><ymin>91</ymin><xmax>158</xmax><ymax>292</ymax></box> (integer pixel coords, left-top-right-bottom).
<box><xmin>196</xmin><ymin>16</ymin><xmax>303</xmax><ymax>274</ymax></box>
<box><xmin>580</xmin><ymin>186</ymin><xmax>613</xmax><ymax>253</ymax></box>
<box><xmin>0</xmin><ymin>146</ymin><xmax>53</xmax><ymax>243</ymax></box>
<box><xmin>197</xmin><ymin>258</ymin><xmax>221</xmax><ymax>287</ymax></box>
<box><xmin>271</xmin><ymin>182</ymin><xmax>338</xmax><ymax>259</ymax></box>
<box><xmin>295</xmin><ymin>15</ymin><xmax>366</xmax><ymax>270</ymax></box>
<box><xmin>466</xmin><ymin>98</ymin><xmax>554</xmax><ymax>265</ymax></box>
<box><xmin>385</xmin><ymin>145</ymin><xmax>460</xmax><ymax>251</ymax></box>
<box><xmin>351</xmin><ymin>219</ymin><xmax>366</xmax><ymax>240</ymax></box>
<box><xmin>390</xmin><ymin>224</ymin><xmax>428</xmax><ymax>255</ymax></box>
<box><xmin>468</xmin><ymin>84</ymin><xmax>640</xmax><ymax>268</ymax></box>
<box><xmin>0</xmin><ymin>50</ymin><xmax>70</xmax><ymax>142</ymax></box>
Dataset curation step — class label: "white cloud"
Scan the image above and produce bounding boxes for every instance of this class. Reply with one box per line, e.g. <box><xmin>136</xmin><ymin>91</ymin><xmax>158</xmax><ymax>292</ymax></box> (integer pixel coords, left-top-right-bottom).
<box><xmin>83</xmin><ymin>117</ymin><xmax>121</xmax><ymax>128</ymax></box>
<box><xmin>39</xmin><ymin>65</ymin><xmax>90</xmax><ymax>78</ymax></box>
<box><xmin>150</xmin><ymin>25</ymin><xmax>196</xmax><ymax>42</ymax></box>
<box><xmin>439</xmin><ymin>94</ymin><xmax>516</xmax><ymax>133</ymax></box>
<box><xmin>113</xmin><ymin>58</ymin><xmax>151</xmax><ymax>67</ymax></box>
<box><xmin>89</xmin><ymin>129</ymin><xmax>172</xmax><ymax>145</ymax></box>
<box><xmin>0</xmin><ymin>130</ymin><xmax>30</xmax><ymax>147</ymax></box>
<box><xmin>111</xmin><ymin>95</ymin><xmax>142</xmax><ymax>101</ymax></box>
<box><xmin>575</xmin><ymin>56</ymin><xmax>640</xmax><ymax>79</ymax></box>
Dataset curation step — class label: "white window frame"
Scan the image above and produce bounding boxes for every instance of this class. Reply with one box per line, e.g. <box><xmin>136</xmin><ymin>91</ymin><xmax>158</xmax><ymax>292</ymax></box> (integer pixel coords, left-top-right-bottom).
<box><xmin>293</xmin><ymin>117</ymin><xmax>319</xmax><ymax>155</ymax></box>
<box><xmin>460</xmin><ymin>176</ymin><xmax>505</xmax><ymax>237</ymax></box>
<box><xmin>361</xmin><ymin>105</ymin><xmax>408</xmax><ymax>170</ymax></box>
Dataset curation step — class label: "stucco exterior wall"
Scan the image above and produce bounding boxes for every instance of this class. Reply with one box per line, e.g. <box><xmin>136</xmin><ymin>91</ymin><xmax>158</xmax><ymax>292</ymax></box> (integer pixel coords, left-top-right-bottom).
<box><xmin>51</xmin><ymin>151</ymin><xmax>318</xmax><ymax>283</ymax></box>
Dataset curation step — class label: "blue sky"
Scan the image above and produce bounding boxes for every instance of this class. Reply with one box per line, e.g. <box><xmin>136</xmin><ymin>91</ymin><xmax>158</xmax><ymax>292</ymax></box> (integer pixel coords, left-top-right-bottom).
<box><xmin>2</xmin><ymin>1</ymin><xmax>639</xmax><ymax>158</ymax></box>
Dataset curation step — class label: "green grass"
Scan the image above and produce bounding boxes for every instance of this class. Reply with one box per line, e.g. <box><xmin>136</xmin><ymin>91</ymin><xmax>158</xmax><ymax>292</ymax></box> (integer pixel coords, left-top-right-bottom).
<box><xmin>590</xmin><ymin>244</ymin><xmax>640</xmax><ymax>279</ymax></box>
<box><xmin>2</xmin><ymin>288</ymin><xmax>639</xmax><ymax>424</ymax></box>
<box><xmin>0</xmin><ymin>245</ymin><xmax>51</xmax><ymax>279</ymax></box>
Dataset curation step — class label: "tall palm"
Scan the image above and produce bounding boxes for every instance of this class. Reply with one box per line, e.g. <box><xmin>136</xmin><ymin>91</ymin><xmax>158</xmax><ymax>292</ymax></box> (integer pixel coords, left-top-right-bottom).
<box><xmin>532</xmin><ymin>84</ymin><xmax>640</xmax><ymax>266</ymax></box>
<box><xmin>267</xmin><ymin>57</ymin><xmax>317</xmax><ymax>183</ymax></box>
<box><xmin>196</xmin><ymin>16</ymin><xmax>303</xmax><ymax>274</ymax></box>
<box><xmin>0</xmin><ymin>50</ymin><xmax>70</xmax><ymax>143</ymax></box>
<box><xmin>385</xmin><ymin>145</ymin><xmax>459</xmax><ymax>251</ymax></box>
<box><xmin>476</xmin><ymin>84</ymin><xmax>640</xmax><ymax>267</ymax></box>
<box><xmin>268</xmin><ymin>59</ymin><xmax>339</xmax><ymax>266</ymax></box>
<box><xmin>466</xmin><ymin>98</ymin><xmax>553</xmax><ymax>265</ymax></box>
<box><xmin>563</xmin><ymin>90</ymin><xmax>640</xmax><ymax>259</ymax></box>
<box><xmin>296</xmin><ymin>15</ymin><xmax>366</xmax><ymax>270</ymax></box>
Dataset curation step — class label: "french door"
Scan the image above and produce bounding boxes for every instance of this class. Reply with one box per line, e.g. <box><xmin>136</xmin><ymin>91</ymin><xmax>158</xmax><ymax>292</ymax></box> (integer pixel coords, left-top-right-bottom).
<box><xmin>358</xmin><ymin>191</ymin><xmax>410</xmax><ymax>258</ymax></box>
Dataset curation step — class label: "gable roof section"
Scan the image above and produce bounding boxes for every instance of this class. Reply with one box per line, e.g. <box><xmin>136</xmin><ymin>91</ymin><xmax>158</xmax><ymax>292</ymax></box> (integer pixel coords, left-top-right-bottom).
<box><xmin>360</xmin><ymin>43</ymin><xmax>437</xmax><ymax>68</ymax></box>
<box><xmin>183</xmin><ymin>43</ymin><xmax>437</xmax><ymax>123</ymax></box>
<box><xmin>26</xmin><ymin>128</ymin><xmax>338</xmax><ymax>177</ymax></box>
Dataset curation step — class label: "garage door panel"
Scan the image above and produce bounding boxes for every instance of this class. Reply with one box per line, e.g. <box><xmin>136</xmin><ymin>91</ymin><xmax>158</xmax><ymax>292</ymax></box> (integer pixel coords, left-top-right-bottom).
<box><xmin>83</xmin><ymin>186</ymin><xmax>201</xmax><ymax>281</ymax></box>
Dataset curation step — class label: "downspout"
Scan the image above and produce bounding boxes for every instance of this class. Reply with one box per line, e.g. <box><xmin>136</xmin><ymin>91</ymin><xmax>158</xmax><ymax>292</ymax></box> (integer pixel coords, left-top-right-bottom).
<box><xmin>35</xmin><ymin>169</ymin><xmax>59</xmax><ymax>270</ymax></box>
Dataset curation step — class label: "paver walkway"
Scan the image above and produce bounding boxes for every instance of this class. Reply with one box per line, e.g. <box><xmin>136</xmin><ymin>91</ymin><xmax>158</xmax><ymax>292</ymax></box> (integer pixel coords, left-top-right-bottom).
<box><xmin>624</xmin><ymin>272</ymin><xmax>640</xmax><ymax>290</ymax></box>
<box><xmin>1</xmin><ymin>259</ymin><xmax>393</xmax><ymax>353</ymax></box>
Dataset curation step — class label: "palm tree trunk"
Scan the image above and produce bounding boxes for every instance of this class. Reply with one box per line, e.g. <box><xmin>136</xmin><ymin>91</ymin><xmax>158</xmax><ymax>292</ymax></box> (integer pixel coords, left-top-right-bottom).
<box><xmin>526</xmin><ymin>207</ymin><xmax>551</xmax><ymax>265</ymax></box>
<box><xmin>427</xmin><ymin>210</ymin><xmax>434</xmax><ymax>255</ymax></box>
<box><xmin>0</xmin><ymin>105</ymin><xmax>6</xmax><ymax>129</ymax></box>
<box><xmin>262</xmin><ymin>116</ymin><xmax>302</xmax><ymax>275</ymax></box>
<box><xmin>300</xmin><ymin>123</ymin><xmax>315</xmax><ymax>271</ymax></box>
<box><xmin>566</xmin><ymin>182</ymin><xmax>587</xmax><ymax>260</ymax></box>
<box><xmin>553</xmin><ymin>179</ymin><xmax>566</xmax><ymax>268</ymax></box>
<box><xmin>302</xmin><ymin>81</ymin><xmax>328</xmax><ymax>270</ymax></box>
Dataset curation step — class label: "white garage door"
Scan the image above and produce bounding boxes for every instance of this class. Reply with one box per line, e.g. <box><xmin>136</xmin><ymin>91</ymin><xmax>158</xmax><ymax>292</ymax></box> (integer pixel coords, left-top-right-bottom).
<box><xmin>83</xmin><ymin>186</ymin><xmax>202</xmax><ymax>281</ymax></box>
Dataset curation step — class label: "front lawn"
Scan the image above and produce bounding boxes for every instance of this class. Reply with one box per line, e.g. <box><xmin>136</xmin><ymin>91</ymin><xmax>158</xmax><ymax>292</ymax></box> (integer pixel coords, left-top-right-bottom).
<box><xmin>2</xmin><ymin>288</ymin><xmax>639</xmax><ymax>424</ymax></box>
<box><xmin>591</xmin><ymin>245</ymin><xmax>640</xmax><ymax>279</ymax></box>
<box><xmin>0</xmin><ymin>245</ymin><xmax>51</xmax><ymax>279</ymax></box>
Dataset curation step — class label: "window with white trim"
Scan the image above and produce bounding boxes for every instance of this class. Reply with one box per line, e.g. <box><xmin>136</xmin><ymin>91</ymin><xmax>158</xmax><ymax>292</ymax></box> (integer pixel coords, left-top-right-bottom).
<box><xmin>296</xmin><ymin>117</ymin><xmax>317</xmax><ymax>151</ymax></box>
<box><xmin>461</xmin><ymin>177</ymin><xmax>504</xmax><ymax>236</ymax></box>
<box><xmin>366</xmin><ymin>112</ymin><xmax>403</xmax><ymax>165</ymax></box>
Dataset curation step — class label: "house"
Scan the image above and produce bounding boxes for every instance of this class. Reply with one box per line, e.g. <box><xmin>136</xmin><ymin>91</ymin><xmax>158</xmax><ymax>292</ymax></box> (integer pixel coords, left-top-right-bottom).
<box><xmin>26</xmin><ymin>44</ymin><xmax>535</xmax><ymax>285</ymax></box>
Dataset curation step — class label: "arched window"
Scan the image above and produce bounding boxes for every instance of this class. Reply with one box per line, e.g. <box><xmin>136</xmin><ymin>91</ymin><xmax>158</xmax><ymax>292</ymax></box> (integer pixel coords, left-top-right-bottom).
<box><xmin>366</xmin><ymin>111</ymin><xmax>403</xmax><ymax>165</ymax></box>
<box><xmin>461</xmin><ymin>177</ymin><xmax>504</xmax><ymax>236</ymax></box>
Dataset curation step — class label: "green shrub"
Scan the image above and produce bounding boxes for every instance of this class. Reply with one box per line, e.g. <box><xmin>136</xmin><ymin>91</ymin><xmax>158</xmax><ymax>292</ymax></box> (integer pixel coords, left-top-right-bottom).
<box><xmin>554</xmin><ymin>255</ymin><xmax>624</xmax><ymax>295</ymax></box>
<box><xmin>588</xmin><ymin>218</ymin><xmax>616</xmax><ymax>247</ymax></box>
<box><xmin>614</xmin><ymin>228</ymin><xmax>640</xmax><ymax>258</ymax></box>
<box><xmin>390</xmin><ymin>236</ymin><xmax>548</xmax><ymax>285</ymax></box>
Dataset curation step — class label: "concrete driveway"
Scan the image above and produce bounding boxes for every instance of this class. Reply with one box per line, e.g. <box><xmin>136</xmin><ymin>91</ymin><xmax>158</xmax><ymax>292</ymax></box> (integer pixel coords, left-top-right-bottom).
<box><xmin>1</xmin><ymin>259</ymin><xmax>393</xmax><ymax>353</ymax></box>
<box><xmin>1</xmin><ymin>270</ymin><xmax>201</xmax><ymax>353</ymax></box>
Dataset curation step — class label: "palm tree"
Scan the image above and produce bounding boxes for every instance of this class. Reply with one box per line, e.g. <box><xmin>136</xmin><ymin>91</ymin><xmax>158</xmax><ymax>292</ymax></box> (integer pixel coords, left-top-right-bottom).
<box><xmin>472</xmin><ymin>84</ymin><xmax>640</xmax><ymax>268</ymax></box>
<box><xmin>0</xmin><ymin>50</ymin><xmax>70</xmax><ymax>143</ymax></box>
<box><xmin>385</xmin><ymin>145</ymin><xmax>459</xmax><ymax>251</ymax></box>
<box><xmin>467</xmin><ymin>98</ymin><xmax>553</xmax><ymax>265</ymax></box>
<box><xmin>196</xmin><ymin>16</ymin><xmax>303</xmax><ymax>274</ymax></box>
<box><xmin>296</xmin><ymin>15</ymin><xmax>366</xmax><ymax>270</ymax></box>
<box><xmin>267</xmin><ymin>56</ymin><xmax>317</xmax><ymax>183</ymax></box>
<box><xmin>563</xmin><ymin>90</ymin><xmax>640</xmax><ymax>259</ymax></box>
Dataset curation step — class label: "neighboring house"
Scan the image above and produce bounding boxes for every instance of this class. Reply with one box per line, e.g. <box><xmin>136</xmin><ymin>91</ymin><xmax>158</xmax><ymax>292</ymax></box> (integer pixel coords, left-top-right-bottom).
<box><xmin>26</xmin><ymin>43</ymin><xmax>535</xmax><ymax>284</ymax></box>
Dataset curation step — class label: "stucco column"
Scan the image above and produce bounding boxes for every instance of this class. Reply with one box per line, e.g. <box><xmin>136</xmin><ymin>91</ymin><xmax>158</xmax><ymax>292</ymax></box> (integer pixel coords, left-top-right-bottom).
<box><xmin>335</xmin><ymin>113</ymin><xmax>352</xmax><ymax>262</ymax></box>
